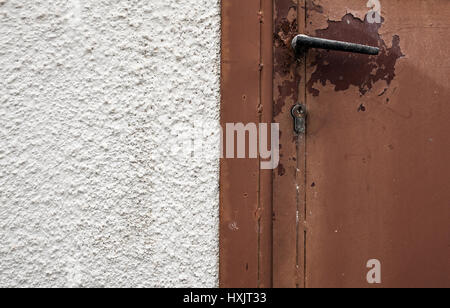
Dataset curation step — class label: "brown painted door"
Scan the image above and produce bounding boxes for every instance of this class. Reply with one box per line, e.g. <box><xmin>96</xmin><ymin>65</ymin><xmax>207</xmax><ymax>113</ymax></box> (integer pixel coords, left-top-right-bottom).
<box><xmin>221</xmin><ymin>0</ymin><xmax>450</xmax><ymax>288</ymax></box>
<box><xmin>287</xmin><ymin>0</ymin><xmax>449</xmax><ymax>288</ymax></box>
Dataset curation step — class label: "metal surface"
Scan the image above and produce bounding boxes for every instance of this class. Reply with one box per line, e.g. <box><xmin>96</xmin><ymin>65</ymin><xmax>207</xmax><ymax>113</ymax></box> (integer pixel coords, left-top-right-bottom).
<box><xmin>291</xmin><ymin>104</ymin><xmax>307</xmax><ymax>135</ymax></box>
<box><xmin>273</xmin><ymin>0</ymin><xmax>307</xmax><ymax>288</ymax></box>
<box><xmin>305</xmin><ymin>0</ymin><xmax>450</xmax><ymax>288</ymax></box>
<box><xmin>219</xmin><ymin>0</ymin><xmax>273</xmax><ymax>288</ymax></box>
<box><xmin>292</xmin><ymin>34</ymin><xmax>380</xmax><ymax>55</ymax></box>
<box><xmin>221</xmin><ymin>0</ymin><xmax>450</xmax><ymax>288</ymax></box>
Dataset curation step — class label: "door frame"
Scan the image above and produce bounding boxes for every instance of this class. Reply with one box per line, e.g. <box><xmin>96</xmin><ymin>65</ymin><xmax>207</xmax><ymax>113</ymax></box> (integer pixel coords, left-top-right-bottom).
<box><xmin>219</xmin><ymin>0</ymin><xmax>306</xmax><ymax>288</ymax></box>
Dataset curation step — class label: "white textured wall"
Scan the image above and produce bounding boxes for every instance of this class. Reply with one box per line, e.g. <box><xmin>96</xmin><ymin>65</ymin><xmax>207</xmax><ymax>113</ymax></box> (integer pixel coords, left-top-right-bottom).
<box><xmin>0</xmin><ymin>0</ymin><xmax>221</xmax><ymax>287</ymax></box>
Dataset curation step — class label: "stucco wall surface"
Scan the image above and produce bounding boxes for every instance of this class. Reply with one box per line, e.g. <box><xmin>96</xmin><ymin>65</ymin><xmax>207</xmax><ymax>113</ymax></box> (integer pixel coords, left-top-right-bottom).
<box><xmin>0</xmin><ymin>0</ymin><xmax>221</xmax><ymax>287</ymax></box>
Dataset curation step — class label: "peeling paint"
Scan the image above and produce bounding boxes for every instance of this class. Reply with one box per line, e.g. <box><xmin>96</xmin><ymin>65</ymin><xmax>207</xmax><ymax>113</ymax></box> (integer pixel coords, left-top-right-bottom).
<box><xmin>273</xmin><ymin>5</ymin><xmax>299</xmax><ymax>117</ymax></box>
<box><xmin>307</xmin><ymin>14</ymin><xmax>404</xmax><ymax>96</ymax></box>
<box><xmin>277</xmin><ymin>163</ymin><xmax>286</xmax><ymax>177</ymax></box>
<box><xmin>305</xmin><ymin>0</ymin><xmax>324</xmax><ymax>17</ymax></box>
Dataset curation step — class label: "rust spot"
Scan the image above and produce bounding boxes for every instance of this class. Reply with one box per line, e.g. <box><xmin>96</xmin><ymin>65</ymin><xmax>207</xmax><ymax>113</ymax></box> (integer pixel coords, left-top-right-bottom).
<box><xmin>274</xmin><ymin>5</ymin><xmax>299</xmax><ymax>117</ymax></box>
<box><xmin>305</xmin><ymin>0</ymin><xmax>324</xmax><ymax>17</ymax></box>
<box><xmin>278</xmin><ymin>164</ymin><xmax>286</xmax><ymax>177</ymax></box>
<box><xmin>274</xmin><ymin>6</ymin><xmax>297</xmax><ymax>72</ymax></box>
<box><xmin>274</xmin><ymin>79</ymin><xmax>298</xmax><ymax>116</ymax></box>
<box><xmin>308</xmin><ymin>14</ymin><xmax>404</xmax><ymax>96</ymax></box>
<box><xmin>254</xmin><ymin>208</ymin><xmax>262</xmax><ymax>220</ymax></box>
<box><xmin>257</xmin><ymin>104</ymin><xmax>264</xmax><ymax>114</ymax></box>
<box><xmin>257</xmin><ymin>11</ymin><xmax>264</xmax><ymax>23</ymax></box>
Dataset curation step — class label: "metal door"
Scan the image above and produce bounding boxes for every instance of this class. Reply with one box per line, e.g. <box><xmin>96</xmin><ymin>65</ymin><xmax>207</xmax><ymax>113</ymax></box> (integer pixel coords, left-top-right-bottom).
<box><xmin>221</xmin><ymin>0</ymin><xmax>450</xmax><ymax>288</ymax></box>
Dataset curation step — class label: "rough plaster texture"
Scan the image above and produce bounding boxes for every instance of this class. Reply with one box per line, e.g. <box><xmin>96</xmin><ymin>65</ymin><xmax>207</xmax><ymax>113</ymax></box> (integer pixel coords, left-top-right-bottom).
<box><xmin>0</xmin><ymin>0</ymin><xmax>221</xmax><ymax>287</ymax></box>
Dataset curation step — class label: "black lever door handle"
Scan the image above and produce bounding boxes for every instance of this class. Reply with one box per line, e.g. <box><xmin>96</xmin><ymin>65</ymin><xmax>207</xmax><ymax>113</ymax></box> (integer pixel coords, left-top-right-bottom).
<box><xmin>292</xmin><ymin>34</ymin><xmax>380</xmax><ymax>55</ymax></box>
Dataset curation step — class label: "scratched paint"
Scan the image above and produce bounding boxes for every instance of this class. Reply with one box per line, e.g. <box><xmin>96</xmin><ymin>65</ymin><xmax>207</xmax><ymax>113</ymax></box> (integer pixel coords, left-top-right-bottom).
<box><xmin>307</xmin><ymin>14</ymin><xmax>404</xmax><ymax>96</ymax></box>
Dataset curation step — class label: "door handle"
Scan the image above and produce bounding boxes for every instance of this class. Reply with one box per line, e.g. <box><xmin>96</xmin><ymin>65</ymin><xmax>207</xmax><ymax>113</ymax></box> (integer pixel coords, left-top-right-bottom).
<box><xmin>290</xmin><ymin>35</ymin><xmax>379</xmax><ymax>134</ymax></box>
<box><xmin>292</xmin><ymin>34</ymin><xmax>380</xmax><ymax>55</ymax></box>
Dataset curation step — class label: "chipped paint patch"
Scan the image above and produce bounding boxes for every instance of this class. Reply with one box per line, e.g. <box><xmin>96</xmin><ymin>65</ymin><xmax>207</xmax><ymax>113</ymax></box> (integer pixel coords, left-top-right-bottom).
<box><xmin>273</xmin><ymin>4</ymin><xmax>299</xmax><ymax>117</ymax></box>
<box><xmin>307</xmin><ymin>14</ymin><xmax>404</xmax><ymax>96</ymax></box>
<box><xmin>305</xmin><ymin>0</ymin><xmax>324</xmax><ymax>17</ymax></box>
<box><xmin>278</xmin><ymin>163</ymin><xmax>286</xmax><ymax>177</ymax></box>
